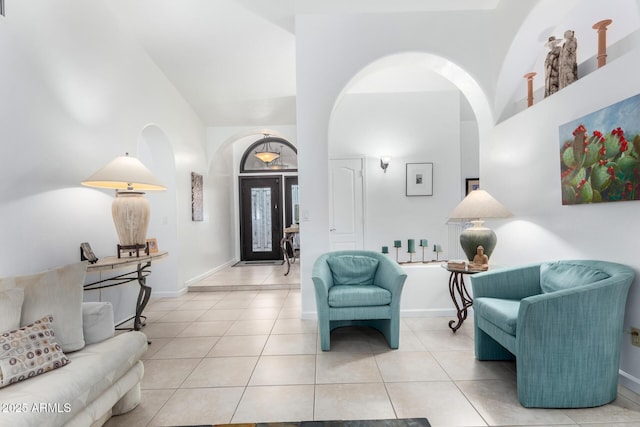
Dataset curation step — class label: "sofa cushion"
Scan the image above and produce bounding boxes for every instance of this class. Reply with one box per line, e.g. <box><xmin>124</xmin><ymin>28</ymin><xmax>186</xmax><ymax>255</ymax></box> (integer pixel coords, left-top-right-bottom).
<box><xmin>0</xmin><ymin>261</ymin><xmax>87</xmax><ymax>352</ymax></box>
<box><xmin>0</xmin><ymin>288</ymin><xmax>24</xmax><ymax>332</ymax></box>
<box><xmin>328</xmin><ymin>284</ymin><xmax>391</xmax><ymax>307</ymax></box>
<box><xmin>0</xmin><ymin>314</ymin><xmax>70</xmax><ymax>389</ymax></box>
<box><xmin>474</xmin><ymin>297</ymin><xmax>520</xmax><ymax>336</ymax></box>
<box><xmin>326</xmin><ymin>255</ymin><xmax>379</xmax><ymax>285</ymax></box>
<box><xmin>82</xmin><ymin>302</ymin><xmax>115</xmax><ymax>346</ymax></box>
<box><xmin>540</xmin><ymin>261</ymin><xmax>610</xmax><ymax>293</ymax></box>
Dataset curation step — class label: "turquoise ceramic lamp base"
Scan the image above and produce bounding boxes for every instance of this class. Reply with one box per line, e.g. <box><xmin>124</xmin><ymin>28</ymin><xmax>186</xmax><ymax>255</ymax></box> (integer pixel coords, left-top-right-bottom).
<box><xmin>459</xmin><ymin>220</ymin><xmax>497</xmax><ymax>261</ymax></box>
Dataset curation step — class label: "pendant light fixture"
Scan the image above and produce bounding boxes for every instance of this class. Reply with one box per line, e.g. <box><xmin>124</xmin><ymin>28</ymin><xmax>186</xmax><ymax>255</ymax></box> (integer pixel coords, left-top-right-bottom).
<box><xmin>254</xmin><ymin>134</ymin><xmax>281</xmax><ymax>163</ymax></box>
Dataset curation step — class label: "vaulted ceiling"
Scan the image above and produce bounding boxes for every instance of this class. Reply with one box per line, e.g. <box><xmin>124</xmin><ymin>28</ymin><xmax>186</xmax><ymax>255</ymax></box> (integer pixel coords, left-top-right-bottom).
<box><xmin>106</xmin><ymin>0</ymin><xmax>639</xmax><ymax>127</ymax></box>
<box><xmin>106</xmin><ymin>0</ymin><xmax>500</xmax><ymax>126</ymax></box>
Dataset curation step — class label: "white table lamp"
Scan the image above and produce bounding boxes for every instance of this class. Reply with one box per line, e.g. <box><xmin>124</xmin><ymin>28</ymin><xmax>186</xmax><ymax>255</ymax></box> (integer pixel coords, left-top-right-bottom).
<box><xmin>82</xmin><ymin>153</ymin><xmax>166</xmax><ymax>257</ymax></box>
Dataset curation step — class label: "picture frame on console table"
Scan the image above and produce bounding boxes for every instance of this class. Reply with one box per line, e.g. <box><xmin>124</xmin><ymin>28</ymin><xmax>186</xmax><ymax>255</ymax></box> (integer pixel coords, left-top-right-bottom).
<box><xmin>406</xmin><ymin>162</ymin><xmax>433</xmax><ymax>196</ymax></box>
<box><xmin>146</xmin><ymin>238</ymin><xmax>159</xmax><ymax>254</ymax></box>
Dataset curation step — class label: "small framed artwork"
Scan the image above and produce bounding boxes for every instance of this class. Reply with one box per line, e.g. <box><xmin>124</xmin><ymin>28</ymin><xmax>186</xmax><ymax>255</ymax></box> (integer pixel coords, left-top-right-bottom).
<box><xmin>466</xmin><ymin>178</ymin><xmax>480</xmax><ymax>195</ymax></box>
<box><xmin>406</xmin><ymin>163</ymin><xmax>433</xmax><ymax>196</ymax></box>
<box><xmin>191</xmin><ymin>172</ymin><xmax>203</xmax><ymax>221</ymax></box>
<box><xmin>80</xmin><ymin>242</ymin><xmax>98</xmax><ymax>264</ymax></box>
<box><xmin>146</xmin><ymin>238</ymin><xmax>159</xmax><ymax>254</ymax></box>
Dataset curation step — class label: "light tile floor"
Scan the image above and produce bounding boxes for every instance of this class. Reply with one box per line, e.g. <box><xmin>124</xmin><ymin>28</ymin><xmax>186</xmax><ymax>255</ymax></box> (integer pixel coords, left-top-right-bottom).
<box><xmin>105</xmin><ymin>263</ymin><xmax>640</xmax><ymax>427</ymax></box>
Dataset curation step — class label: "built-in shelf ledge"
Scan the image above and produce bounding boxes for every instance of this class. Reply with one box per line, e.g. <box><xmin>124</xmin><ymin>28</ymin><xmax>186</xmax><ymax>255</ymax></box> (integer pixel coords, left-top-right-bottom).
<box><xmin>499</xmin><ymin>29</ymin><xmax>640</xmax><ymax>123</ymax></box>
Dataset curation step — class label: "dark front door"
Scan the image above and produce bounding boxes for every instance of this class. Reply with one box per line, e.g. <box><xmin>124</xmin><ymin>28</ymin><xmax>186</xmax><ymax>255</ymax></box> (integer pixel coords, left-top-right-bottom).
<box><xmin>239</xmin><ymin>176</ymin><xmax>282</xmax><ymax>261</ymax></box>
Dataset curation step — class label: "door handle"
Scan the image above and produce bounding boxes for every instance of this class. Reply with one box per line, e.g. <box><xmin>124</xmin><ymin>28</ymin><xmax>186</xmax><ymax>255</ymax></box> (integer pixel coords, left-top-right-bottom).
<box><xmin>330</xmin><ymin>228</ymin><xmax>336</xmax><ymax>232</ymax></box>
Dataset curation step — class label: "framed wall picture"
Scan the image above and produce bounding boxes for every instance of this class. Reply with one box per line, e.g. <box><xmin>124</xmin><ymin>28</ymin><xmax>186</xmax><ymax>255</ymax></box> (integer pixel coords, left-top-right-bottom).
<box><xmin>466</xmin><ymin>178</ymin><xmax>480</xmax><ymax>195</ymax></box>
<box><xmin>559</xmin><ymin>93</ymin><xmax>640</xmax><ymax>205</ymax></box>
<box><xmin>406</xmin><ymin>163</ymin><xmax>433</xmax><ymax>196</ymax></box>
<box><xmin>191</xmin><ymin>172</ymin><xmax>203</xmax><ymax>221</ymax></box>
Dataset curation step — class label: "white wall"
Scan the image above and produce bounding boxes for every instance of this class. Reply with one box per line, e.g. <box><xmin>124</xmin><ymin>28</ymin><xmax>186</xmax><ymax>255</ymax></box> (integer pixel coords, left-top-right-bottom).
<box><xmin>329</xmin><ymin>91</ymin><xmax>463</xmax><ymax>258</ymax></box>
<box><xmin>296</xmin><ymin>6</ymin><xmax>640</xmax><ymax>394</ymax></box>
<box><xmin>484</xmin><ymin>34</ymin><xmax>640</xmax><ymax>393</ymax></box>
<box><xmin>296</xmin><ymin>11</ymin><xmax>499</xmax><ymax>318</ymax></box>
<box><xmin>0</xmin><ymin>1</ymin><xmax>220</xmax><ymax>314</ymax></box>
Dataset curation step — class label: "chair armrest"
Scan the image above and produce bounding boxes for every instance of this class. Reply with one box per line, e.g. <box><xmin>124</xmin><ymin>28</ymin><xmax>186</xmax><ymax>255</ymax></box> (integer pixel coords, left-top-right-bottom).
<box><xmin>471</xmin><ymin>263</ymin><xmax>542</xmax><ymax>299</ymax></box>
<box><xmin>312</xmin><ymin>256</ymin><xmax>334</xmax><ymax>297</ymax></box>
<box><xmin>516</xmin><ymin>276</ymin><xmax>632</xmax><ymax>354</ymax></box>
<box><xmin>373</xmin><ymin>257</ymin><xmax>408</xmax><ymax>297</ymax></box>
<box><xmin>82</xmin><ymin>302</ymin><xmax>115</xmax><ymax>345</ymax></box>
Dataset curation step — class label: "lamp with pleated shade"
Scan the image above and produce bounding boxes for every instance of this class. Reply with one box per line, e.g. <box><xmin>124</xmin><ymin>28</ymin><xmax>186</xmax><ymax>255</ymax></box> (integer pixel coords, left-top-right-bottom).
<box><xmin>82</xmin><ymin>153</ymin><xmax>166</xmax><ymax>257</ymax></box>
<box><xmin>448</xmin><ymin>189</ymin><xmax>512</xmax><ymax>261</ymax></box>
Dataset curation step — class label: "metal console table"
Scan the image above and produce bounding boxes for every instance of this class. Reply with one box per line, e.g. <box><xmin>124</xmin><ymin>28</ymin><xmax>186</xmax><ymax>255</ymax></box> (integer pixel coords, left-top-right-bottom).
<box><xmin>84</xmin><ymin>251</ymin><xmax>168</xmax><ymax>332</ymax></box>
<box><xmin>280</xmin><ymin>225</ymin><xmax>299</xmax><ymax>276</ymax></box>
<box><xmin>441</xmin><ymin>264</ymin><xmax>482</xmax><ymax>332</ymax></box>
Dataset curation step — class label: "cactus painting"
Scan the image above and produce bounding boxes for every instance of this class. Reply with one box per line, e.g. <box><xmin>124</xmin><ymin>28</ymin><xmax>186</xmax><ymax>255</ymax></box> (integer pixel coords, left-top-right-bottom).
<box><xmin>559</xmin><ymin>93</ymin><xmax>640</xmax><ymax>205</ymax></box>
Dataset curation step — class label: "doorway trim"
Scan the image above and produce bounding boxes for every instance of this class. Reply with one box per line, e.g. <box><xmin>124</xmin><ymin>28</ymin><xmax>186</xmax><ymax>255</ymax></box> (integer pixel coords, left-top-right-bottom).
<box><xmin>238</xmin><ymin>176</ymin><xmax>283</xmax><ymax>261</ymax></box>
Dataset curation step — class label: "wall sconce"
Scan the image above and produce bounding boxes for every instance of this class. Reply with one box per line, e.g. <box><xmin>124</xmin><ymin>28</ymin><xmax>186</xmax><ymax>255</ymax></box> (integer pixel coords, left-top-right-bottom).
<box><xmin>380</xmin><ymin>156</ymin><xmax>391</xmax><ymax>173</ymax></box>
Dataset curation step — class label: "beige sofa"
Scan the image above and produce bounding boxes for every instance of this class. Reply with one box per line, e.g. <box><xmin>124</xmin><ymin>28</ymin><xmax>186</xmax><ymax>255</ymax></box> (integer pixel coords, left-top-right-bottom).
<box><xmin>0</xmin><ymin>261</ymin><xmax>148</xmax><ymax>427</ymax></box>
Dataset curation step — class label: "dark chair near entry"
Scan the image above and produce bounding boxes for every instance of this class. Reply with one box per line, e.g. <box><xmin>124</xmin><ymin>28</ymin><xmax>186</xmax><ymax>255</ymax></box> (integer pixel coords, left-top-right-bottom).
<box><xmin>312</xmin><ymin>250</ymin><xmax>407</xmax><ymax>351</ymax></box>
<box><xmin>471</xmin><ymin>260</ymin><xmax>634</xmax><ymax>408</ymax></box>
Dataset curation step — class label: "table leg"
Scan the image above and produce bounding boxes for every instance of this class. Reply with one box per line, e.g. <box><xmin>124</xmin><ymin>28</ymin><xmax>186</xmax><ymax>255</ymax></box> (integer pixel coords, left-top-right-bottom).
<box><xmin>133</xmin><ymin>262</ymin><xmax>152</xmax><ymax>332</ymax></box>
<box><xmin>281</xmin><ymin>234</ymin><xmax>291</xmax><ymax>276</ymax></box>
<box><xmin>447</xmin><ymin>271</ymin><xmax>474</xmax><ymax>332</ymax></box>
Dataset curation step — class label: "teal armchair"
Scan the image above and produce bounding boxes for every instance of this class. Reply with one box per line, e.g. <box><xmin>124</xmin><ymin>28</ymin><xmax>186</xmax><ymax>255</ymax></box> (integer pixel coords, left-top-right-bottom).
<box><xmin>471</xmin><ymin>260</ymin><xmax>634</xmax><ymax>408</ymax></box>
<box><xmin>312</xmin><ymin>250</ymin><xmax>407</xmax><ymax>351</ymax></box>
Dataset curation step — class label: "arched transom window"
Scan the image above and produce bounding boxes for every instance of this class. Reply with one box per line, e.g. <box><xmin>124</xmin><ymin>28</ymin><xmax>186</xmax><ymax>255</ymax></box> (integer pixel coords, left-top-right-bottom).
<box><xmin>240</xmin><ymin>136</ymin><xmax>298</xmax><ymax>173</ymax></box>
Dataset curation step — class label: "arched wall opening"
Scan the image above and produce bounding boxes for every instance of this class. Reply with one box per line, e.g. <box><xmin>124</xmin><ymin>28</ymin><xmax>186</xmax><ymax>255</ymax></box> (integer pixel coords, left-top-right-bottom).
<box><xmin>327</xmin><ymin>51</ymin><xmax>493</xmax><ymax>261</ymax></box>
<box><xmin>137</xmin><ymin>124</ymin><xmax>179</xmax><ymax>297</ymax></box>
<box><xmin>207</xmin><ymin>127</ymin><xmax>298</xmax><ymax>263</ymax></box>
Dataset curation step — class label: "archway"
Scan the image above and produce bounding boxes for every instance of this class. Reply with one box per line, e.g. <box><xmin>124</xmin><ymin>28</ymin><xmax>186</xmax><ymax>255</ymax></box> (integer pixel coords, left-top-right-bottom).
<box><xmin>237</xmin><ymin>134</ymin><xmax>298</xmax><ymax>262</ymax></box>
<box><xmin>206</xmin><ymin>128</ymin><xmax>298</xmax><ymax>263</ymax></box>
<box><xmin>137</xmin><ymin>124</ymin><xmax>179</xmax><ymax>296</ymax></box>
<box><xmin>327</xmin><ymin>51</ymin><xmax>492</xmax><ymax>260</ymax></box>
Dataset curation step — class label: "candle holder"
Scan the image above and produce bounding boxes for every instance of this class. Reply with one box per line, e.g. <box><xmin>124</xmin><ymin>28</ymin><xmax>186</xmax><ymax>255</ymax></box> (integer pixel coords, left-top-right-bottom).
<box><xmin>393</xmin><ymin>240</ymin><xmax>402</xmax><ymax>263</ymax></box>
<box><xmin>419</xmin><ymin>239</ymin><xmax>428</xmax><ymax>263</ymax></box>
<box><xmin>407</xmin><ymin>239</ymin><xmax>416</xmax><ymax>263</ymax></box>
<box><xmin>433</xmin><ymin>244</ymin><xmax>443</xmax><ymax>262</ymax></box>
<box><xmin>381</xmin><ymin>246</ymin><xmax>389</xmax><ymax>255</ymax></box>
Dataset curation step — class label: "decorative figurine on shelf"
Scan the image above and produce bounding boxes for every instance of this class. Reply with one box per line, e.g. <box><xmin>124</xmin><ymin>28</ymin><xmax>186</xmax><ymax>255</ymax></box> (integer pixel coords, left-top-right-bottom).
<box><xmin>469</xmin><ymin>245</ymin><xmax>489</xmax><ymax>271</ymax></box>
<box><xmin>544</xmin><ymin>35</ymin><xmax>562</xmax><ymax>97</ymax></box>
<box><xmin>559</xmin><ymin>29</ymin><xmax>578</xmax><ymax>89</ymax></box>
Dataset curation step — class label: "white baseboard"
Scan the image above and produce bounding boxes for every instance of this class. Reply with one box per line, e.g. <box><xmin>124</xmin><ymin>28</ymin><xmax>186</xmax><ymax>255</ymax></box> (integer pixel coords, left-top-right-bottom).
<box><xmin>301</xmin><ymin>310</ymin><xmax>317</xmax><ymax>320</ymax></box>
<box><xmin>401</xmin><ymin>308</ymin><xmax>458</xmax><ymax>318</ymax></box>
<box><xmin>183</xmin><ymin>258</ymin><xmax>238</xmax><ymax>287</ymax></box>
<box><xmin>151</xmin><ymin>287</ymin><xmax>189</xmax><ymax>299</ymax></box>
<box><xmin>620</xmin><ymin>370</ymin><xmax>640</xmax><ymax>395</ymax></box>
<box><xmin>300</xmin><ymin>309</ymin><xmax>459</xmax><ymax>320</ymax></box>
